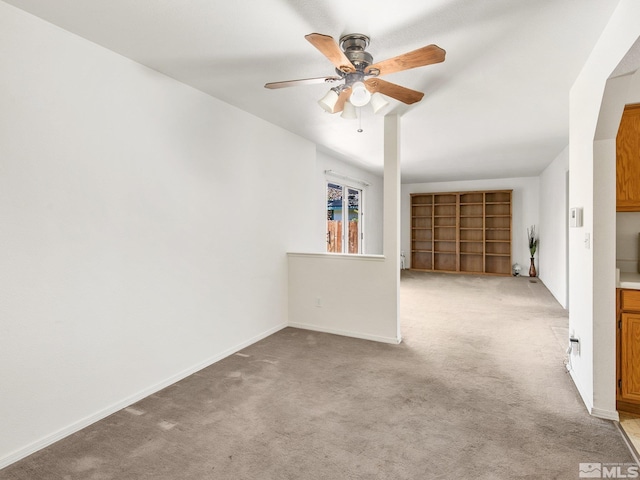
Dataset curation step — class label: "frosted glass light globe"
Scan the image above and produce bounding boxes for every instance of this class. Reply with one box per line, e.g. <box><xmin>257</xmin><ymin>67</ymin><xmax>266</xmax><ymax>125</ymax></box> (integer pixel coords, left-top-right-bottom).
<box><xmin>318</xmin><ymin>89</ymin><xmax>339</xmax><ymax>112</ymax></box>
<box><xmin>349</xmin><ymin>82</ymin><xmax>371</xmax><ymax>107</ymax></box>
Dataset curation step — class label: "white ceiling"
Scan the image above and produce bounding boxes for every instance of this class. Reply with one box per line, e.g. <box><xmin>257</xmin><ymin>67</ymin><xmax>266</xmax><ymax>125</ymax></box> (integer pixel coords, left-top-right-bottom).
<box><xmin>3</xmin><ymin>0</ymin><xmax>622</xmax><ymax>182</ymax></box>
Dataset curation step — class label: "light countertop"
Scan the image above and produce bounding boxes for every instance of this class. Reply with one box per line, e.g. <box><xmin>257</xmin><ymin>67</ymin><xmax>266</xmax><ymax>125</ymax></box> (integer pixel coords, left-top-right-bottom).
<box><xmin>618</xmin><ymin>270</ymin><xmax>640</xmax><ymax>290</ymax></box>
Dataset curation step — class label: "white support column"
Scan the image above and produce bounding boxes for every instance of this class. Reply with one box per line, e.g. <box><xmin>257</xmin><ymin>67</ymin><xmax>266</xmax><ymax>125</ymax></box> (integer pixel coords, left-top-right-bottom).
<box><xmin>384</xmin><ymin>114</ymin><xmax>401</xmax><ymax>341</ymax></box>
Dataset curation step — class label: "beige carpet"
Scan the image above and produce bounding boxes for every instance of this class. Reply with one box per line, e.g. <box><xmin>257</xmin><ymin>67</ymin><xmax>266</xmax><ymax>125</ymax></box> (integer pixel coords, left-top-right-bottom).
<box><xmin>1</xmin><ymin>271</ymin><xmax>634</xmax><ymax>479</ymax></box>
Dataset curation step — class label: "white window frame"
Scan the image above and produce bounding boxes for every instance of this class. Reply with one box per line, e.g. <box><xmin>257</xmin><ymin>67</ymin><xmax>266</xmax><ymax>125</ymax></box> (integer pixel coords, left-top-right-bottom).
<box><xmin>325</xmin><ymin>171</ymin><xmax>368</xmax><ymax>254</ymax></box>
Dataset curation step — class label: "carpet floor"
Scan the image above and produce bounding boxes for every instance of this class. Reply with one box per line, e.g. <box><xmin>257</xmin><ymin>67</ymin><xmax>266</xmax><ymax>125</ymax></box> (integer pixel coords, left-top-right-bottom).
<box><xmin>1</xmin><ymin>271</ymin><xmax>634</xmax><ymax>479</ymax></box>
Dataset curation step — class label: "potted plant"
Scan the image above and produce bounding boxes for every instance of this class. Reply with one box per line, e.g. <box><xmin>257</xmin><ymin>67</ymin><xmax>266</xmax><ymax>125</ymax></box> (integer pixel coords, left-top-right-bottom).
<box><xmin>528</xmin><ymin>225</ymin><xmax>538</xmax><ymax>277</ymax></box>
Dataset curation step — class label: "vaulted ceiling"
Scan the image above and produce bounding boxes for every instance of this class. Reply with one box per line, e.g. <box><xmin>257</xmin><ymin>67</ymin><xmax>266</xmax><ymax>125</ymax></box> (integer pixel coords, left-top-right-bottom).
<box><xmin>3</xmin><ymin>0</ymin><xmax>621</xmax><ymax>182</ymax></box>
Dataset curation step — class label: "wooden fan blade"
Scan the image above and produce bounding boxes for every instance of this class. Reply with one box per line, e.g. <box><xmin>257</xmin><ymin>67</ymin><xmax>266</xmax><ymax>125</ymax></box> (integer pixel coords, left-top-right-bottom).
<box><xmin>332</xmin><ymin>87</ymin><xmax>351</xmax><ymax>113</ymax></box>
<box><xmin>265</xmin><ymin>76</ymin><xmax>342</xmax><ymax>89</ymax></box>
<box><xmin>365</xmin><ymin>45</ymin><xmax>445</xmax><ymax>76</ymax></box>
<box><xmin>365</xmin><ymin>78</ymin><xmax>424</xmax><ymax>104</ymax></box>
<box><xmin>305</xmin><ymin>33</ymin><xmax>356</xmax><ymax>74</ymax></box>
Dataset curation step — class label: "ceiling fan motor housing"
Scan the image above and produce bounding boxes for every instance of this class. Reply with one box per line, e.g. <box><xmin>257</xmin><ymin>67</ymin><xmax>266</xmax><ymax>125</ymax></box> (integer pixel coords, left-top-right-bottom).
<box><xmin>339</xmin><ymin>34</ymin><xmax>373</xmax><ymax>72</ymax></box>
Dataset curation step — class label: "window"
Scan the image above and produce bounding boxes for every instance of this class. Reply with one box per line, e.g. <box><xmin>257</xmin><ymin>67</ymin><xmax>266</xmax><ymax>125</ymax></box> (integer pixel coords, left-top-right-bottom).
<box><xmin>326</xmin><ymin>182</ymin><xmax>363</xmax><ymax>254</ymax></box>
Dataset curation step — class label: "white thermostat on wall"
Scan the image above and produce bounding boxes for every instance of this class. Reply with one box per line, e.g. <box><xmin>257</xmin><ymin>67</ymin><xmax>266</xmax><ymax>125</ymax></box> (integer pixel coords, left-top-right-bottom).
<box><xmin>569</xmin><ymin>207</ymin><xmax>583</xmax><ymax>228</ymax></box>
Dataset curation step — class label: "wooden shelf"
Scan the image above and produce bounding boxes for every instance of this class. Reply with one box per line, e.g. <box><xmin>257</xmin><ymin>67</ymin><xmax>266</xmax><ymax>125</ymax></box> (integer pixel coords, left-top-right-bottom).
<box><xmin>410</xmin><ymin>190</ymin><xmax>512</xmax><ymax>275</ymax></box>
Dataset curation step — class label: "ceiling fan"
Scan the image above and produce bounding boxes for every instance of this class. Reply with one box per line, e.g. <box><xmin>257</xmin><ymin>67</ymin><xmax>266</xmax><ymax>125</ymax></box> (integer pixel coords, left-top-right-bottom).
<box><xmin>265</xmin><ymin>33</ymin><xmax>445</xmax><ymax>117</ymax></box>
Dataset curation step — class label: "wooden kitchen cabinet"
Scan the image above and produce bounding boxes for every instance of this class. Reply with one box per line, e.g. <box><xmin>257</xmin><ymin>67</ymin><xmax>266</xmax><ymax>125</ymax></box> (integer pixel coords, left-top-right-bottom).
<box><xmin>616</xmin><ymin>104</ymin><xmax>640</xmax><ymax>212</ymax></box>
<box><xmin>617</xmin><ymin>289</ymin><xmax>640</xmax><ymax>413</ymax></box>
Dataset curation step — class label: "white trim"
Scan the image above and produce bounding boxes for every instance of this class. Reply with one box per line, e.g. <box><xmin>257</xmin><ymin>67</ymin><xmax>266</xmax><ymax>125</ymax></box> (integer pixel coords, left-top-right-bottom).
<box><xmin>324</xmin><ymin>169</ymin><xmax>371</xmax><ymax>187</ymax></box>
<box><xmin>326</xmin><ymin>181</ymin><xmax>365</xmax><ymax>254</ymax></box>
<box><xmin>591</xmin><ymin>407</ymin><xmax>620</xmax><ymax>421</ymax></box>
<box><xmin>288</xmin><ymin>322</ymin><xmax>401</xmax><ymax>345</ymax></box>
<box><xmin>356</xmin><ymin>186</ymin><xmax>365</xmax><ymax>254</ymax></box>
<box><xmin>0</xmin><ymin>323</ymin><xmax>288</xmax><ymax>470</ymax></box>
<box><xmin>287</xmin><ymin>252</ymin><xmax>385</xmax><ymax>261</ymax></box>
<box><xmin>569</xmin><ymin>365</ymin><xmax>620</xmax><ymax>421</ymax></box>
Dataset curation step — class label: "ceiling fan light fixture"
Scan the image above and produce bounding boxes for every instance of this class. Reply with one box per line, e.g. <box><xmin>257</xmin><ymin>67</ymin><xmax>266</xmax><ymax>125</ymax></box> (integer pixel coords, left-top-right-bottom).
<box><xmin>370</xmin><ymin>93</ymin><xmax>389</xmax><ymax>114</ymax></box>
<box><xmin>341</xmin><ymin>101</ymin><xmax>357</xmax><ymax>119</ymax></box>
<box><xmin>267</xmin><ymin>33</ymin><xmax>445</xmax><ymax>117</ymax></box>
<box><xmin>318</xmin><ymin>88</ymin><xmax>340</xmax><ymax>112</ymax></box>
<box><xmin>349</xmin><ymin>81</ymin><xmax>371</xmax><ymax>107</ymax></box>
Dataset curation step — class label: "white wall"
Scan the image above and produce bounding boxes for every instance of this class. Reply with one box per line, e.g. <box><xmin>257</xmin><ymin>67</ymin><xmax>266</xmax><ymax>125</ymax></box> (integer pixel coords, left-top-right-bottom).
<box><xmin>568</xmin><ymin>0</ymin><xmax>640</xmax><ymax>419</ymax></box>
<box><xmin>288</xmin><ymin>253</ymin><xmax>397</xmax><ymax>342</ymax></box>
<box><xmin>539</xmin><ymin>146</ymin><xmax>569</xmax><ymax>308</ymax></box>
<box><xmin>288</xmin><ymin>116</ymin><xmax>402</xmax><ymax>344</ymax></box>
<box><xmin>401</xmin><ymin>177</ymin><xmax>540</xmax><ymax>273</ymax></box>
<box><xmin>0</xmin><ymin>3</ymin><xmax>316</xmax><ymax>467</ymax></box>
<box><xmin>316</xmin><ymin>151</ymin><xmax>384</xmax><ymax>255</ymax></box>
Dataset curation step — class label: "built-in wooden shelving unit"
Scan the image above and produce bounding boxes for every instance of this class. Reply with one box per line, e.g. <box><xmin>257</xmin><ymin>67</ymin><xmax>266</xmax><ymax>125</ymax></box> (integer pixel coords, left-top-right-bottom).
<box><xmin>410</xmin><ymin>190</ymin><xmax>512</xmax><ymax>276</ymax></box>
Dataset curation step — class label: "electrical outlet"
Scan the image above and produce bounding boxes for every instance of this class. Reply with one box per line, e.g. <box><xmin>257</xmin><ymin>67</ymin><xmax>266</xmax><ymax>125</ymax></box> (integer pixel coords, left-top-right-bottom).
<box><xmin>569</xmin><ymin>336</ymin><xmax>580</xmax><ymax>355</ymax></box>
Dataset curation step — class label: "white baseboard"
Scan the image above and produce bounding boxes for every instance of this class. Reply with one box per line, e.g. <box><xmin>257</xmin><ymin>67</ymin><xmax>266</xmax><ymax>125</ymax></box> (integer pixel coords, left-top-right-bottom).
<box><xmin>568</xmin><ymin>369</ymin><xmax>620</xmax><ymax>421</ymax></box>
<box><xmin>0</xmin><ymin>322</ymin><xmax>287</xmax><ymax>470</ymax></box>
<box><xmin>288</xmin><ymin>322</ymin><xmax>401</xmax><ymax>345</ymax></box>
<box><xmin>591</xmin><ymin>407</ymin><xmax>620</xmax><ymax>421</ymax></box>
<box><xmin>569</xmin><ymin>368</ymin><xmax>593</xmax><ymax>413</ymax></box>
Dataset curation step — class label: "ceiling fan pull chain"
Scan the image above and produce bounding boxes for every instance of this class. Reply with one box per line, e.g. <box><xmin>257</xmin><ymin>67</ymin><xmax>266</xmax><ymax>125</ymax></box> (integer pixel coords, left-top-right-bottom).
<box><xmin>357</xmin><ymin>107</ymin><xmax>363</xmax><ymax>133</ymax></box>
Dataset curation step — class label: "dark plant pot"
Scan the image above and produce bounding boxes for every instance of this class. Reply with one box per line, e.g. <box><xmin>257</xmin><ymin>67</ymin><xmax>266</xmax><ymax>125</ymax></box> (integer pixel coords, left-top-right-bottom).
<box><xmin>529</xmin><ymin>257</ymin><xmax>537</xmax><ymax>277</ymax></box>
